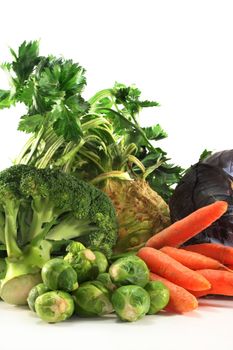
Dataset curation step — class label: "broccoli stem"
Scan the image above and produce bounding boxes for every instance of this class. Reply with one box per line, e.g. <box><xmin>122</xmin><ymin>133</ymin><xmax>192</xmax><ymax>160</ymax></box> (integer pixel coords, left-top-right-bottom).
<box><xmin>4</xmin><ymin>203</ymin><xmax>22</xmax><ymax>259</ymax></box>
<box><xmin>0</xmin><ymin>240</ymin><xmax>51</xmax><ymax>302</ymax></box>
<box><xmin>46</xmin><ymin>215</ymin><xmax>97</xmax><ymax>241</ymax></box>
<box><xmin>28</xmin><ymin>197</ymin><xmax>56</xmax><ymax>240</ymax></box>
<box><xmin>0</xmin><ymin>211</ymin><xmax>5</xmax><ymax>244</ymax></box>
<box><xmin>0</xmin><ymin>242</ymin><xmax>50</xmax><ymax>305</ymax></box>
<box><xmin>17</xmin><ymin>204</ymin><xmax>32</xmax><ymax>245</ymax></box>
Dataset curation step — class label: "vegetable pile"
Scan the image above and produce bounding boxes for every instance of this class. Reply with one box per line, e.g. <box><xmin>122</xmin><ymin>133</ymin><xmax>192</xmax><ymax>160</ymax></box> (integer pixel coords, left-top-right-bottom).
<box><xmin>26</xmin><ymin>242</ymin><xmax>170</xmax><ymax>323</ymax></box>
<box><xmin>138</xmin><ymin>201</ymin><xmax>233</xmax><ymax>313</ymax></box>
<box><xmin>0</xmin><ymin>40</ymin><xmax>182</xmax><ymax>252</ymax></box>
<box><xmin>1</xmin><ymin>40</ymin><xmax>233</xmax><ymax>324</ymax></box>
<box><xmin>0</xmin><ymin>165</ymin><xmax>117</xmax><ymax>305</ymax></box>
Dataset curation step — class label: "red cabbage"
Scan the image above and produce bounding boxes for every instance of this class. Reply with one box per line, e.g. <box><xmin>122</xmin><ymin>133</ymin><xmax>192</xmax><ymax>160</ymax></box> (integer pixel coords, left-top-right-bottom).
<box><xmin>169</xmin><ymin>150</ymin><xmax>233</xmax><ymax>246</ymax></box>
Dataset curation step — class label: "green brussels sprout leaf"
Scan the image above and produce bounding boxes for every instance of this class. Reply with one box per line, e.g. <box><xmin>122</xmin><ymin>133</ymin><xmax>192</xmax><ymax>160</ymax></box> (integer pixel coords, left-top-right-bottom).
<box><xmin>35</xmin><ymin>291</ymin><xmax>74</xmax><ymax>323</ymax></box>
<box><xmin>112</xmin><ymin>285</ymin><xmax>150</xmax><ymax>322</ymax></box>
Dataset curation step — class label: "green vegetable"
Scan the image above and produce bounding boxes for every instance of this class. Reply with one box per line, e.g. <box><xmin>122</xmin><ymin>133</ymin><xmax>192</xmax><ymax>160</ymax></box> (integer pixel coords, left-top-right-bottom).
<box><xmin>27</xmin><ymin>283</ymin><xmax>50</xmax><ymax>312</ymax></box>
<box><xmin>41</xmin><ymin>258</ymin><xmax>78</xmax><ymax>292</ymax></box>
<box><xmin>111</xmin><ymin>285</ymin><xmax>150</xmax><ymax>322</ymax></box>
<box><xmin>109</xmin><ymin>255</ymin><xmax>149</xmax><ymax>287</ymax></box>
<box><xmin>93</xmin><ymin>251</ymin><xmax>108</xmax><ymax>273</ymax></box>
<box><xmin>0</xmin><ymin>40</ymin><xmax>182</xmax><ymax>254</ymax></box>
<box><xmin>109</xmin><ymin>251</ymin><xmax>137</xmax><ymax>262</ymax></box>
<box><xmin>0</xmin><ymin>258</ymin><xmax>6</xmax><ymax>279</ymax></box>
<box><xmin>0</xmin><ymin>165</ymin><xmax>117</xmax><ymax>305</ymax></box>
<box><xmin>64</xmin><ymin>242</ymin><xmax>99</xmax><ymax>283</ymax></box>
<box><xmin>66</xmin><ymin>241</ymin><xmax>86</xmax><ymax>253</ymax></box>
<box><xmin>35</xmin><ymin>291</ymin><xmax>74</xmax><ymax>323</ymax></box>
<box><xmin>102</xmin><ymin>179</ymin><xmax>170</xmax><ymax>252</ymax></box>
<box><xmin>1</xmin><ymin>273</ymin><xmax>42</xmax><ymax>305</ymax></box>
<box><xmin>144</xmin><ymin>281</ymin><xmax>170</xmax><ymax>314</ymax></box>
<box><xmin>96</xmin><ymin>273</ymin><xmax>117</xmax><ymax>292</ymax></box>
<box><xmin>73</xmin><ymin>281</ymin><xmax>113</xmax><ymax>317</ymax></box>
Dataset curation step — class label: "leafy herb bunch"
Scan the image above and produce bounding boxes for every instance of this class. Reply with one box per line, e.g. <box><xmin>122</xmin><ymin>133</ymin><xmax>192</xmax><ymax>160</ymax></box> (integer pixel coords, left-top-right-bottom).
<box><xmin>0</xmin><ymin>41</ymin><xmax>183</xmax><ymax>202</ymax></box>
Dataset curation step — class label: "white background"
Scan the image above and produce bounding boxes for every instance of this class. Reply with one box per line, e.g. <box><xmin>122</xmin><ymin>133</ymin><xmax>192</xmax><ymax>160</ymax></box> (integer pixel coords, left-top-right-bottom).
<box><xmin>0</xmin><ymin>1</ymin><xmax>233</xmax><ymax>349</ymax></box>
<box><xmin>0</xmin><ymin>0</ymin><xmax>233</xmax><ymax>170</ymax></box>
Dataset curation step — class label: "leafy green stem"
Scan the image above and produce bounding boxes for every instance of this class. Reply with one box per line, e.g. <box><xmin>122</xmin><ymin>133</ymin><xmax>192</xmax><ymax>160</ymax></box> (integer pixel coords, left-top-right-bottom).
<box><xmin>95</xmin><ymin>107</ymin><xmax>155</xmax><ymax>151</ymax></box>
<box><xmin>91</xmin><ymin>171</ymin><xmax>132</xmax><ymax>185</ymax></box>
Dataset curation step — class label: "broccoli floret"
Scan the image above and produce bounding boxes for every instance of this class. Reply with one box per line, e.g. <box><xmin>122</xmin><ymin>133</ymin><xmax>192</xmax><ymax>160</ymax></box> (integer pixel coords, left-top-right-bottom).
<box><xmin>19</xmin><ymin>167</ymin><xmax>71</xmax><ymax>241</ymax></box>
<box><xmin>46</xmin><ymin>177</ymin><xmax>118</xmax><ymax>257</ymax></box>
<box><xmin>0</xmin><ymin>165</ymin><xmax>118</xmax><ymax>305</ymax></box>
<box><xmin>19</xmin><ymin>167</ymin><xmax>117</xmax><ymax>256</ymax></box>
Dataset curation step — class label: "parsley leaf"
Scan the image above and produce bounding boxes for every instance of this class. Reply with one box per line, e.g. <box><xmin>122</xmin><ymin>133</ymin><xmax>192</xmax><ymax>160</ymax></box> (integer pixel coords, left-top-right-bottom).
<box><xmin>0</xmin><ymin>90</ymin><xmax>15</xmax><ymax>109</ymax></box>
<box><xmin>142</xmin><ymin>125</ymin><xmax>167</xmax><ymax>141</ymax></box>
<box><xmin>11</xmin><ymin>40</ymin><xmax>40</xmax><ymax>85</ymax></box>
<box><xmin>18</xmin><ymin>114</ymin><xmax>45</xmax><ymax>133</ymax></box>
<box><xmin>50</xmin><ymin>102</ymin><xmax>83</xmax><ymax>142</ymax></box>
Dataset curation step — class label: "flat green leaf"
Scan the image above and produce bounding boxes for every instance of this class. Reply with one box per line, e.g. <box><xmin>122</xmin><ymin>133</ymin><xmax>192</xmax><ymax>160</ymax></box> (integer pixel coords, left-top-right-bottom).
<box><xmin>142</xmin><ymin>124</ymin><xmax>167</xmax><ymax>141</ymax></box>
<box><xmin>9</xmin><ymin>48</ymin><xmax>17</xmax><ymax>60</ymax></box>
<box><xmin>17</xmin><ymin>80</ymin><xmax>34</xmax><ymax>106</ymax></box>
<box><xmin>12</xmin><ymin>40</ymin><xmax>40</xmax><ymax>84</ymax></box>
<box><xmin>112</xmin><ymin>83</ymin><xmax>159</xmax><ymax>116</ymax></box>
<box><xmin>0</xmin><ymin>62</ymin><xmax>12</xmax><ymax>71</ymax></box>
<box><xmin>51</xmin><ymin>103</ymin><xmax>83</xmax><ymax>142</ymax></box>
<box><xmin>53</xmin><ymin>115</ymin><xmax>82</xmax><ymax>141</ymax></box>
<box><xmin>137</xmin><ymin>148</ymin><xmax>167</xmax><ymax>167</ymax></box>
<box><xmin>0</xmin><ymin>90</ymin><xmax>15</xmax><ymax>109</ymax></box>
<box><xmin>138</xmin><ymin>100</ymin><xmax>160</xmax><ymax>108</ymax></box>
<box><xmin>18</xmin><ymin>114</ymin><xmax>45</xmax><ymax>133</ymax></box>
<box><xmin>66</xmin><ymin>95</ymin><xmax>89</xmax><ymax>114</ymax></box>
<box><xmin>199</xmin><ymin>149</ymin><xmax>212</xmax><ymax>161</ymax></box>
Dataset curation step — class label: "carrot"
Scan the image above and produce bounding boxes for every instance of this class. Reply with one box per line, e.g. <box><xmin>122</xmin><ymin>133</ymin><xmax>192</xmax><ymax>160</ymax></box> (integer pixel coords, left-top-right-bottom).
<box><xmin>150</xmin><ymin>272</ymin><xmax>198</xmax><ymax>313</ymax></box>
<box><xmin>137</xmin><ymin>247</ymin><xmax>211</xmax><ymax>291</ymax></box>
<box><xmin>146</xmin><ymin>201</ymin><xmax>228</xmax><ymax>249</ymax></box>
<box><xmin>160</xmin><ymin>246</ymin><xmax>229</xmax><ymax>271</ymax></box>
<box><xmin>183</xmin><ymin>243</ymin><xmax>233</xmax><ymax>265</ymax></box>
<box><xmin>190</xmin><ymin>269</ymin><xmax>233</xmax><ymax>297</ymax></box>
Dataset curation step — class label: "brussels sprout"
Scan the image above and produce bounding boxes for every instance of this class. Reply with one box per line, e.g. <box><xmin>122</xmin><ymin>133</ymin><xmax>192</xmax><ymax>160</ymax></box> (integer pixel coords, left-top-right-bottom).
<box><xmin>0</xmin><ymin>258</ymin><xmax>6</xmax><ymax>279</ymax></box>
<box><xmin>94</xmin><ymin>251</ymin><xmax>108</xmax><ymax>273</ymax></box>
<box><xmin>109</xmin><ymin>255</ymin><xmax>149</xmax><ymax>287</ymax></box>
<box><xmin>73</xmin><ymin>281</ymin><xmax>113</xmax><ymax>317</ymax></box>
<box><xmin>144</xmin><ymin>281</ymin><xmax>170</xmax><ymax>314</ymax></box>
<box><xmin>112</xmin><ymin>285</ymin><xmax>150</xmax><ymax>322</ymax></box>
<box><xmin>27</xmin><ymin>283</ymin><xmax>50</xmax><ymax>312</ymax></box>
<box><xmin>64</xmin><ymin>245</ymin><xmax>98</xmax><ymax>283</ymax></box>
<box><xmin>96</xmin><ymin>273</ymin><xmax>117</xmax><ymax>292</ymax></box>
<box><xmin>41</xmin><ymin>258</ymin><xmax>78</xmax><ymax>292</ymax></box>
<box><xmin>35</xmin><ymin>291</ymin><xmax>74</xmax><ymax>323</ymax></box>
<box><xmin>66</xmin><ymin>241</ymin><xmax>86</xmax><ymax>254</ymax></box>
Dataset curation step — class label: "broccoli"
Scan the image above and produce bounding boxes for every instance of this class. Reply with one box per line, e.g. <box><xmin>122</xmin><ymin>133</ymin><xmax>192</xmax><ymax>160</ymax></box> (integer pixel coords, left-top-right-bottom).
<box><xmin>0</xmin><ymin>165</ymin><xmax>117</xmax><ymax>305</ymax></box>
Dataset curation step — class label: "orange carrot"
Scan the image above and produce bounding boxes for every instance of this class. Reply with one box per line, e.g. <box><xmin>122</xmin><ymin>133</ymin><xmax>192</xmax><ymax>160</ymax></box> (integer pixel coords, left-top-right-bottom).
<box><xmin>146</xmin><ymin>201</ymin><xmax>228</xmax><ymax>249</ymax></box>
<box><xmin>160</xmin><ymin>246</ymin><xmax>229</xmax><ymax>271</ymax></box>
<box><xmin>190</xmin><ymin>269</ymin><xmax>233</xmax><ymax>297</ymax></box>
<box><xmin>150</xmin><ymin>272</ymin><xmax>198</xmax><ymax>313</ymax></box>
<box><xmin>183</xmin><ymin>243</ymin><xmax>233</xmax><ymax>265</ymax></box>
<box><xmin>137</xmin><ymin>247</ymin><xmax>211</xmax><ymax>291</ymax></box>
